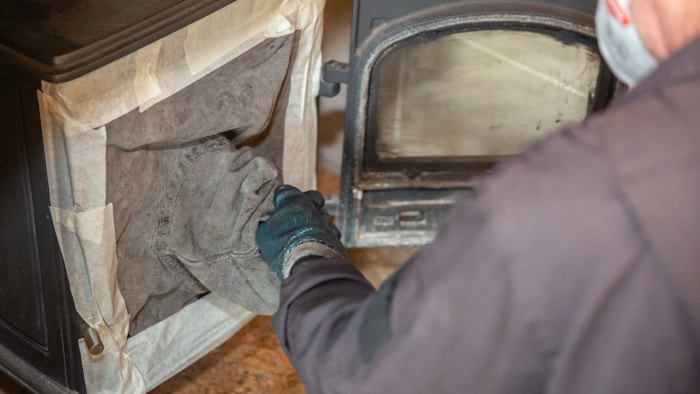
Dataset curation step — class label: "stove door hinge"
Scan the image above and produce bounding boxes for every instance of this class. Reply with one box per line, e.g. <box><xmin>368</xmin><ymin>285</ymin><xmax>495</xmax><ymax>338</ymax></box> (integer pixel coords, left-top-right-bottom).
<box><xmin>319</xmin><ymin>60</ymin><xmax>349</xmax><ymax>97</ymax></box>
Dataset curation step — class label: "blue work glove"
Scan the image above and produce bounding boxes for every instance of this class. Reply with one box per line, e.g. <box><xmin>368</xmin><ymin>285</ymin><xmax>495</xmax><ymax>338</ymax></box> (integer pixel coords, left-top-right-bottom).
<box><xmin>256</xmin><ymin>185</ymin><xmax>347</xmax><ymax>280</ymax></box>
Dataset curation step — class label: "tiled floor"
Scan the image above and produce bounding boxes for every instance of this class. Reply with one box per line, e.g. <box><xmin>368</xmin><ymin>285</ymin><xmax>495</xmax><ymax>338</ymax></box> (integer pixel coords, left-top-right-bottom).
<box><xmin>0</xmin><ymin>168</ymin><xmax>419</xmax><ymax>393</ymax></box>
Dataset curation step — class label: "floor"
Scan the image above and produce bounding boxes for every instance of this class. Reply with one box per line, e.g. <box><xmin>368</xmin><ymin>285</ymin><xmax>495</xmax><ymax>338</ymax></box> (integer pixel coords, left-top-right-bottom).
<box><xmin>0</xmin><ymin>167</ymin><xmax>419</xmax><ymax>393</ymax></box>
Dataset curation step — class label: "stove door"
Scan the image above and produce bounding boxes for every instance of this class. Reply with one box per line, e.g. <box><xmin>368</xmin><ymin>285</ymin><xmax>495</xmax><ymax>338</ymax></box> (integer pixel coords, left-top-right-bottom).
<box><xmin>327</xmin><ymin>0</ymin><xmax>621</xmax><ymax>247</ymax></box>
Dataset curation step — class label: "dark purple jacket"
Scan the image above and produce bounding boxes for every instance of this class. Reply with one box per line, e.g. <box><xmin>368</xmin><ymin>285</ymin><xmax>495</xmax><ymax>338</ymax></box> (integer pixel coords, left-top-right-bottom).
<box><xmin>272</xmin><ymin>38</ymin><xmax>700</xmax><ymax>394</ymax></box>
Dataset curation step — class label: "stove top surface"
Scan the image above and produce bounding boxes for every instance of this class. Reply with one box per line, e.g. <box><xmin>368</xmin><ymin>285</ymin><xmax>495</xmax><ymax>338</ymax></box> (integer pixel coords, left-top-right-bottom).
<box><xmin>0</xmin><ymin>0</ymin><xmax>235</xmax><ymax>81</ymax></box>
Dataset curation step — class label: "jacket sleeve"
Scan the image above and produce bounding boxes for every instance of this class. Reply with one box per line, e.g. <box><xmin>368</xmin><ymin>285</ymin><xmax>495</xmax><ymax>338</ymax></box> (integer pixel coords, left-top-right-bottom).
<box><xmin>270</xmin><ymin>180</ymin><xmax>548</xmax><ymax>393</ymax></box>
<box><xmin>270</xmin><ymin>124</ymin><xmax>646</xmax><ymax>393</ymax></box>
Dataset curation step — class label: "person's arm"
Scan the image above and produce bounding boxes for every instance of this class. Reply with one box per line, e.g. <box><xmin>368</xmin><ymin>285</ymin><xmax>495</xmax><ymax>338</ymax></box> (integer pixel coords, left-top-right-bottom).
<box><xmin>257</xmin><ymin>184</ymin><xmax>543</xmax><ymax>393</ymax></box>
<box><xmin>256</xmin><ymin>93</ymin><xmax>700</xmax><ymax>392</ymax></box>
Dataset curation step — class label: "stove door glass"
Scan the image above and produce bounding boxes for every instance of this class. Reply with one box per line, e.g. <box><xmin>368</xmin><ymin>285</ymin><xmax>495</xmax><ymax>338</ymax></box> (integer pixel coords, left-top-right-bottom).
<box><xmin>373</xmin><ymin>29</ymin><xmax>600</xmax><ymax>160</ymax></box>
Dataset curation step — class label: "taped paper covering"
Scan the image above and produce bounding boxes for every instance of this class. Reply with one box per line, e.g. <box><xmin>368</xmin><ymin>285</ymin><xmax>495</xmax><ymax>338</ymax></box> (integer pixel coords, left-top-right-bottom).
<box><xmin>38</xmin><ymin>0</ymin><xmax>325</xmax><ymax>392</ymax></box>
<box><xmin>282</xmin><ymin>0</ymin><xmax>324</xmax><ymax>188</ymax></box>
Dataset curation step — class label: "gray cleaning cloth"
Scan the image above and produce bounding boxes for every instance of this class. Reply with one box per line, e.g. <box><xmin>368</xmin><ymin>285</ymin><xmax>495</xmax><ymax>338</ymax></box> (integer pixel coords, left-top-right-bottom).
<box><xmin>106</xmin><ymin>35</ymin><xmax>293</xmax><ymax>334</ymax></box>
<box><xmin>108</xmin><ymin>137</ymin><xmax>280</xmax><ymax>335</ymax></box>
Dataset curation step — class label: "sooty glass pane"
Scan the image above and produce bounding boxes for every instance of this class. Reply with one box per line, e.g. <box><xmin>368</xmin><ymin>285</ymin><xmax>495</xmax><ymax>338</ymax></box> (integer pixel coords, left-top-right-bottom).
<box><xmin>374</xmin><ymin>29</ymin><xmax>600</xmax><ymax>159</ymax></box>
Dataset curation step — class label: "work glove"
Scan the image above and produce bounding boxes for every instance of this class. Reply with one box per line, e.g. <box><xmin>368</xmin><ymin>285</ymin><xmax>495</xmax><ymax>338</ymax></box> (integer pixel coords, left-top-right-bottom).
<box><xmin>256</xmin><ymin>185</ymin><xmax>347</xmax><ymax>280</ymax></box>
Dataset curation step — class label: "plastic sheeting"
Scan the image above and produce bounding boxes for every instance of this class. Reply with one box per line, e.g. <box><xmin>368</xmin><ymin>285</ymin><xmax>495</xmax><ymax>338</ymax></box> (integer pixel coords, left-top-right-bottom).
<box><xmin>38</xmin><ymin>0</ymin><xmax>325</xmax><ymax>392</ymax></box>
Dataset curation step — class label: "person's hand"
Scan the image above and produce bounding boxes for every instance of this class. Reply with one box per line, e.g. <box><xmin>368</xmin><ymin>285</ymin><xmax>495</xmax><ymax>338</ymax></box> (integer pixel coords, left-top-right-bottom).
<box><xmin>256</xmin><ymin>185</ymin><xmax>347</xmax><ymax>280</ymax></box>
